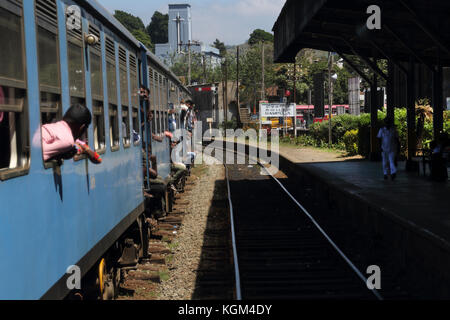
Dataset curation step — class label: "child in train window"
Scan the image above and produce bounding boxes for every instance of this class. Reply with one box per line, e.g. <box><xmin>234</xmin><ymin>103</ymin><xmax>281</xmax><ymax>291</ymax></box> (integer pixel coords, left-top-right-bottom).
<box><xmin>41</xmin><ymin>104</ymin><xmax>101</xmax><ymax>164</ymax></box>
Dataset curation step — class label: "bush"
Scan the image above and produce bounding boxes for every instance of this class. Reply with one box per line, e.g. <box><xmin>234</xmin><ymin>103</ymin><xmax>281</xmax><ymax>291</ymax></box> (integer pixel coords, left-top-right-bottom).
<box><xmin>280</xmin><ymin>109</ymin><xmax>450</xmax><ymax>157</ymax></box>
<box><xmin>343</xmin><ymin>129</ymin><xmax>358</xmax><ymax>155</ymax></box>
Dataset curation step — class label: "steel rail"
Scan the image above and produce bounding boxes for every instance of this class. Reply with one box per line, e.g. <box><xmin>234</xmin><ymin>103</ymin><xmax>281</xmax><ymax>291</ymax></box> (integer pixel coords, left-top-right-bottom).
<box><xmin>224</xmin><ymin>164</ymin><xmax>242</xmax><ymax>300</ymax></box>
<box><xmin>212</xmin><ymin>142</ymin><xmax>383</xmax><ymax>300</ymax></box>
<box><xmin>258</xmin><ymin>161</ymin><xmax>384</xmax><ymax>301</ymax></box>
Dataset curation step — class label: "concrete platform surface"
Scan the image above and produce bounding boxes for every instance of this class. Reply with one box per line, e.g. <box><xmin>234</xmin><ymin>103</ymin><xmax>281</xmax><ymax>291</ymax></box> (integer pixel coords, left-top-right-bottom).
<box><xmin>298</xmin><ymin>159</ymin><xmax>450</xmax><ymax>248</ymax></box>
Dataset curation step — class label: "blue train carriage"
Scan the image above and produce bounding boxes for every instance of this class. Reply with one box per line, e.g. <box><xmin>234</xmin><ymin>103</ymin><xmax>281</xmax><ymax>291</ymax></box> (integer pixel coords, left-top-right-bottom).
<box><xmin>0</xmin><ymin>0</ymin><xmax>188</xmax><ymax>300</ymax></box>
<box><xmin>145</xmin><ymin>51</ymin><xmax>190</xmax><ymax>181</ymax></box>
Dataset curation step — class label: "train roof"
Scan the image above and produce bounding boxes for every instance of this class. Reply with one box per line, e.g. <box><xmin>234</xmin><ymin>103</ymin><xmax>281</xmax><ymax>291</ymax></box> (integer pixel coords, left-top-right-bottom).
<box><xmin>78</xmin><ymin>0</ymin><xmax>191</xmax><ymax>96</ymax></box>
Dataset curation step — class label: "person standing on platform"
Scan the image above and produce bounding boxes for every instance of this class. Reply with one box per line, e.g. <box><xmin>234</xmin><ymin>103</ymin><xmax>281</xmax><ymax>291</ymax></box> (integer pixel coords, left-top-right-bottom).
<box><xmin>377</xmin><ymin>118</ymin><xmax>399</xmax><ymax>181</ymax></box>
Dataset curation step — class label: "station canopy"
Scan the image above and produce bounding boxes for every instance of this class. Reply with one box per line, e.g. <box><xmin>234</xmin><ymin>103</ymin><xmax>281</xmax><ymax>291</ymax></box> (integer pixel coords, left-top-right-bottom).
<box><xmin>273</xmin><ymin>0</ymin><xmax>450</xmax><ymax>67</ymax></box>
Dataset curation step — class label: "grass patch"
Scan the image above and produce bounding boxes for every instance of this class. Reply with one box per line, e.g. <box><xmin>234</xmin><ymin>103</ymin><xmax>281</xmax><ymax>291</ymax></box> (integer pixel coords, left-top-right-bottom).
<box><xmin>135</xmin><ymin>288</ymin><xmax>158</xmax><ymax>299</ymax></box>
<box><xmin>167</xmin><ymin>241</ymin><xmax>179</xmax><ymax>251</ymax></box>
<box><xmin>191</xmin><ymin>164</ymin><xmax>208</xmax><ymax>177</ymax></box>
<box><xmin>159</xmin><ymin>271</ymin><xmax>170</xmax><ymax>282</ymax></box>
<box><xmin>166</xmin><ymin>254</ymin><xmax>174</xmax><ymax>264</ymax></box>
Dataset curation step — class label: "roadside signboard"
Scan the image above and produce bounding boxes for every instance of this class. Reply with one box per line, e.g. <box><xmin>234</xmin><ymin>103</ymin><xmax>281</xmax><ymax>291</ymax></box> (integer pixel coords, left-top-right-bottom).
<box><xmin>260</xmin><ymin>103</ymin><xmax>295</xmax><ymax>117</ymax></box>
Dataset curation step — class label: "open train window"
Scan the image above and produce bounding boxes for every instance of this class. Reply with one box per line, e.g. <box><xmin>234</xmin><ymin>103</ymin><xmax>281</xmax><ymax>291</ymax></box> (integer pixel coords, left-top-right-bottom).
<box><xmin>0</xmin><ymin>1</ymin><xmax>30</xmax><ymax>181</ymax></box>
<box><xmin>36</xmin><ymin>0</ymin><xmax>63</xmax><ymax>168</ymax></box>
<box><xmin>122</xmin><ymin>106</ymin><xmax>130</xmax><ymax>147</ymax></box>
<box><xmin>89</xmin><ymin>24</ymin><xmax>105</xmax><ymax>154</ymax></box>
<box><xmin>119</xmin><ymin>46</ymin><xmax>130</xmax><ymax>148</ymax></box>
<box><xmin>109</xmin><ymin>104</ymin><xmax>119</xmax><ymax>151</ymax></box>
<box><xmin>106</xmin><ymin>36</ymin><xmax>119</xmax><ymax>151</ymax></box>
<box><xmin>92</xmin><ymin>100</ymin><xmax>105</xmax><ymax>153</ymax></box>
<box><xmin>150</xmin><ymin>110</ymin><xmax>155</xmax><ymax>135</ymax></box>
<box><xmin>156</xmin><ymin>111</ymin><xmax>160</xmax><ymax>134</ymax></box>
<box><xmin>131</xmin><ymin>107</ymin><xmax>139</xmax><ymax>146</ymax></box>
<box><xmin>67</xmin><ymin>16</ymin><xmax>88</xmax><ymax>161</ymax></box>
<box><xmin>129</xmin><ymin>54</ymin><xmax>139</xmax><ymax>146</ymax></box>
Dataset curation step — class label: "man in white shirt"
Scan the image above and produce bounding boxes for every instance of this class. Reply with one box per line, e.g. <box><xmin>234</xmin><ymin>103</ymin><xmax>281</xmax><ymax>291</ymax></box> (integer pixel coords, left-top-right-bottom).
<box><xmin>377</xmin><ymin>118</ymin><xmax>399</xmax><ymax>180</ymax></box>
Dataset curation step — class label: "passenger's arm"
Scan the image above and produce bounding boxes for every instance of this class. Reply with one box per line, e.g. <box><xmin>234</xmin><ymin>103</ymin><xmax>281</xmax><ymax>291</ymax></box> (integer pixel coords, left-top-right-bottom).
<box><xmin>152</xmin><ymin>133</ymin><xmax>163</xmax><ymax>143</ymax></box>
<box><xmin>75</xmin><ymin>140</ymin><xmax>102</xmax><ymax>164</ymax></box>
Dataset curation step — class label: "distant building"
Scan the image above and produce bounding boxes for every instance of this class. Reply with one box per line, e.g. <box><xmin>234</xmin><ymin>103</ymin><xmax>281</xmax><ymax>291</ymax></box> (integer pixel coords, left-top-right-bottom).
<box><xmin>155</xmin><ymin>4</ymin><xmax>221</xmax><ymax>67</ymax></box>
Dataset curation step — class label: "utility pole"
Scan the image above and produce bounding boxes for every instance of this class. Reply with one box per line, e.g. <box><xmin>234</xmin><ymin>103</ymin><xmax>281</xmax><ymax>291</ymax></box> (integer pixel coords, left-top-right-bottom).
<box><xmin>202</xmin><ymin>54</ymin><xmax>206</xmax><ymax>84</ymax></box>
<box><xmin>293</xmin><ymin>60</ymin><xmax>297</xmax><ymax>104</ymax></box>
<box><xmin>261</xmin><ymin>41</ymin><xmax>265</xmax><ymax>102</ymax></box>
<box><xmin>328</xmin><ymin>52</ymin><xmax>334</xmax><ymax>147</ymax></box>
<box><xmin>293</xmin><ymin>59</ymin><xmax>297</xmax><ymax>138</ymax></box>
<box><xmin>183</xmin><ymin>40</ymin><xmax>201</xmax><ymax>86</ymax></box>
<box><xmin>188</xmin><ymin>43</ymin><xmax>191</xmax><ymax>85</ymax></box>
<box><xmin>237</xmin><ymin>46</ymin><xmax>240</xmax><ymax>113</ymax></box>
<box><xmin>225</xmin><ymin>59</ymin><xmax>228</xmax><ymax>121</ymax></box>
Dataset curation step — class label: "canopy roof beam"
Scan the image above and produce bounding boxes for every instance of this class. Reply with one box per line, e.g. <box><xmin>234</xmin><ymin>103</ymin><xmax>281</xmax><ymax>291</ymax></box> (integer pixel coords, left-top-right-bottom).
<box><xmin>332</xmin><ymin>46</ymin><xmax>372</xmax><ymax>85</ymax></box>
<box><xmin>384</xmin><ymin>24</ymin><xmax>434</xmax><ymax>72</ymax></box>
<box><xmin>398</xmin><ymin>0</ymin><xmax>450</xmax><ymax>57</ymax></box>
<box><xmin>342</xmin><ymin>39</ymin><xmax>387</xmax><ymax>81</ymax></box>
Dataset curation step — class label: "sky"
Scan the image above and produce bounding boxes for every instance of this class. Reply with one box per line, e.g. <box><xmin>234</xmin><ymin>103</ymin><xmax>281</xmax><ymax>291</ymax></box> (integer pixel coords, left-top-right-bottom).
<box><xmin>96</xmin><ymin>0</ymin><xmax>286</xmax><ymax>46</ymax></box>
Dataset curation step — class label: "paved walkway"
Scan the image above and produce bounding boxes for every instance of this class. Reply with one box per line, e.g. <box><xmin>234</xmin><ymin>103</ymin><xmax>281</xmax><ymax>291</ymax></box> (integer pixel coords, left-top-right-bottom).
<box><xmin>279</xmin><ymin>147</ymin><xmax>450</xmax><ymax>247</ymax></box>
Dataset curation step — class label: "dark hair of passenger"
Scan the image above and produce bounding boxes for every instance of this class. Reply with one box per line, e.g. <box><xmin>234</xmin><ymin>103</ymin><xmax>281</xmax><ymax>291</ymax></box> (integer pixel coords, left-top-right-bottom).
<box><xmin>63</xmin><ymin>104</ymin><xmax>92</xmax><ymax>127</ymax></box>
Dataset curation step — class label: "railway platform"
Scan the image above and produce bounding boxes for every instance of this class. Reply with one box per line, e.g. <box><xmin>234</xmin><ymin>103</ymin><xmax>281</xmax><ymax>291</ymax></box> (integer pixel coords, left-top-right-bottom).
<box><xmin>275</xmin><ymin>147</ymin><xmax>450</xmax><ymax>297</ymax></box>
<box><xmin>215</xmin><ymin>138</ymin><xmax>450</xmax><ymax>297</ymax></box>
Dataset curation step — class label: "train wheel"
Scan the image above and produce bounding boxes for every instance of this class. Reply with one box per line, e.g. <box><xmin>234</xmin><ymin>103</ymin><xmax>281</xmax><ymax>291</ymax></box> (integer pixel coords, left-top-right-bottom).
<box><xmin>98</xmin><ymin>258</ymin><xmax>115</xmax><ymax>300</ymax></box>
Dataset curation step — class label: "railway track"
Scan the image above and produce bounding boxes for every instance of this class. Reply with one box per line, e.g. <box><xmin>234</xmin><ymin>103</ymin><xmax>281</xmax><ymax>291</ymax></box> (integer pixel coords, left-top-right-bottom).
<box><xmin>219</xmin><ymin>147</ymin><xmax>386</xmax><ymax>300</ymax></box>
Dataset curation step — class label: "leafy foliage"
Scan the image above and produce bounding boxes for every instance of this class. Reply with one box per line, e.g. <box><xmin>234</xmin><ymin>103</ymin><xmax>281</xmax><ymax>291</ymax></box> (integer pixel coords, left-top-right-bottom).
<box><xmin>146</xmin><ymin>11</ymin><xmax>169</xmax><ymax>44</ymax></box>
<box><xmin>114</xmin><ymin>10</ymin><xmax>153</xmax><ymax>50</ymax></box>
<box><xmin>248</xmin><ymin>29</ymin><xmax>274</xmax><ymax>45</ymax></box>
<box><xmin>213</xmin><ymin>39</ymin><xmax>227</xmax><ymax>57</ymax></box>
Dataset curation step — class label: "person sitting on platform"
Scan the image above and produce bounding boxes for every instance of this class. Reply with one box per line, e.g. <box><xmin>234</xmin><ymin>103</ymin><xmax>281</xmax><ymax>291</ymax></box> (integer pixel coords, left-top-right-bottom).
<box><xmin>377</xmin><ymin>118</ymin><xmax>399</xmax><ymax>181</ymax></box>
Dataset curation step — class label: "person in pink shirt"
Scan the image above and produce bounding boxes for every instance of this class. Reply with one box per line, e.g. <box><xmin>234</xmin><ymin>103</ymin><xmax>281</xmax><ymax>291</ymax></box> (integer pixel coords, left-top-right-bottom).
<box><xmin>42</xmin><ymin>104</ymin><xmax>101</xmax><ymax>164</ymax></box>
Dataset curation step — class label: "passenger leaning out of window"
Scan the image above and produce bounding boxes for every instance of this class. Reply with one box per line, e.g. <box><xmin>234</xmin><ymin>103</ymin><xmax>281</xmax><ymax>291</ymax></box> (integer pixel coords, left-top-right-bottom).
<box><xmin>42</xmin><ymin>104</ymin><xmax>102</xmax><ymax>164</ymax></box>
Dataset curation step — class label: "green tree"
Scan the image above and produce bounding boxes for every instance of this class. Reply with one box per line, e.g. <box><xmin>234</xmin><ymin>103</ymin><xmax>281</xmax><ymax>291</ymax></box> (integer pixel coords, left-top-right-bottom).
<box><xmin>114</xmin><ymin>10</ymin><xmax>153</xmax><ymax>50</ymax></box>
<box><xmin>147</xmin><ymin>11</ymin><xmax>169</xmax><ymax>44</ymax></box>
<box><xmin>248</xmin><ymin>29</ymin><xmax>274</xmax><ymax>45</ymax></box>
<box><xmin>213</xmin><ymin>39</ymin><xmax>227</xmax><ymax>57</ymax></box>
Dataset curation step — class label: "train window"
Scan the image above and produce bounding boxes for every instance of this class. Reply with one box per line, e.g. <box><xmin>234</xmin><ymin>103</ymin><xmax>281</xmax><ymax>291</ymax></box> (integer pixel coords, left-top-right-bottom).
<box><xmin>36</xmin><ymin>0</ymin><xmax>64</xmax><ymax>167</ymax></box>
<box><xmin>109</xmin><ymin>104</ymin><xmax>119</xmax><ymax>151</ymax></box>
<box><xmin>106</xmin><ymin>37</ymin><xmax>117</xmax><ymax>104</ymax></box>
<box><xmin>150</xmin><ymin>110</ymin><xmax>155</xmax><ymax>134</ymax></box>
<box><xmin>122</xmin><ymin>106</ymin><xmax>130</xmax><ymax>147</ymax></box>
<box><xmin>156</xmin><ymin>111</ymin><xmax>160</xmax><ymax>134</ymax></box>
<box><xmin>164</xmin><ymin>112</ymin><xmax>166</xmax><ymax>132</ymax></box>
<box><xmin>148</xmin><ymin>67</ymin><xmax>154</xmax><ymax>111</ymax></box>
<box><xmin>130</xmin><ymin>54</ymin><xmax>138</xmax><ymax>108</ymax></box>
<box><xmin>132</xmin><ymin>107</ymin><xmax>139</xmax><ymax>146</ymax></box>
<box><xmin>118</xmin><ymin>46</ymin><xmax>128</xmax><ymax>107</ymax></box>
<box><xmin>92</xmin><ymin>101</ymin><xmax>105</xmax><ymax>153</ymax></box>
<box><xmin>36</xmin><ymin>0</ymin><xmax>61</xmax><ymax>124</ymax></box>
<box><xmin>66</xmin><ymin>21</ymin><xmax>85</xmax><ymax>99</ymax></box>
<box><xmin>89</xmin><ymin>25</ymin><xmax>104</xmax><ymax>153</ymax></box>
<box><xmin>0</xmin><ymin>4</ymin><xmax>24</xmax><ymax>82</ymax></box>
<box><xmin>163</xmin><ymin>77</ymin><xmax>167</xmax><ymax>110</ymax></box>
<box><xmin>0</xmin><ymin>1</ymin><xmax>30</xmax><ymax>180</ymax></box>
<box><xmin>89</xmin><ymin>25</ymin><xmax>102</xmax><ymax>99</ymax></box>
<box><xmin>106</xmin><ymin>37</ymin><xmax>119</xmax><ymax>151</ymax></box>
